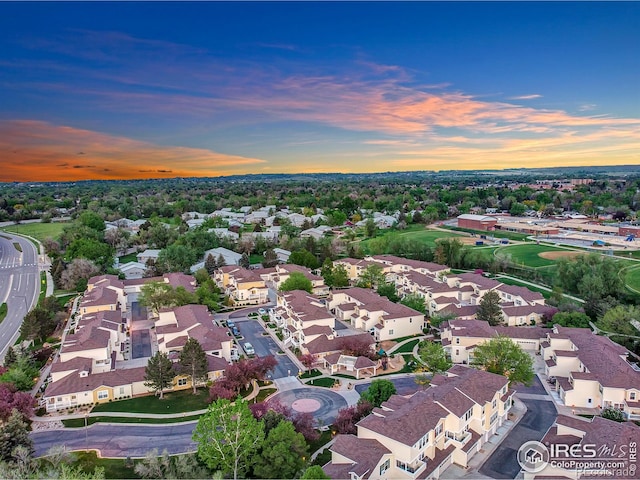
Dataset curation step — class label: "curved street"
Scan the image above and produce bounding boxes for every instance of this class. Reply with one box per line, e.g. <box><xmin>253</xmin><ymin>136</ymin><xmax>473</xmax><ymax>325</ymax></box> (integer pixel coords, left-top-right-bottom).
<box><xmin>0</xmin><ymin>231</ymin><xmax>41</xmax><ymax>358</ymax></box>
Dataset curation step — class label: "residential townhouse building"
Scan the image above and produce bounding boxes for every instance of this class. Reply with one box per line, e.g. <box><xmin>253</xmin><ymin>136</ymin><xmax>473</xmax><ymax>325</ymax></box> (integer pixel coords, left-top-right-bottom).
<box><xmin>213</xmin><ymin>266</ymin><xmax>269</xmax><ymax>305</ymax></box>
<box><xmin>542</xmin><ymin>325</ymin><xmax>640</xmax><ymax>418</ymax></box>
<box><xmin>323</xmin><ymin>365</ymin><xmax>514</xmax><ymax>480</ymax></box>
<box><xmin>333</xmin><ymin>257</ymin><xmax>386</xmax><ymax>282</ymax></box>
<box><xmin>262</xmin><ymin>264</ymin><xmax>330</xmax><ymax>296</ymax></box>
<box><xmin>329</xmin><ymin>287</ymin><xmax>425</xmax><ymax>341</ymax></box>
<box><xmin>440</xmin><ymin>319</ymin><xmax>548</xmax><ymax>364</ymax></box>
<box><xmin>81</xmin><ymin>275</ymin><xmax>127</xmax><ymax>314</ymax></box>
<box><xmin>156</xmin><ymin>304</ymin><xmax>234</xmax><ymax>386</ymax></box>
<box><xmin>270</xmin><ymin>290</ymin><xmax>335</xmax><ymax>349</ymax></box>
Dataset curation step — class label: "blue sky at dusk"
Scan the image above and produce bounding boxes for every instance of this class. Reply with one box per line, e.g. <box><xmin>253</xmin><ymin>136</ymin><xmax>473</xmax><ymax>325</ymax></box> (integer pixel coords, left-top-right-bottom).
<box><xmin>0</xmin><ymin>1</ymin><xmax>638</xmax><ymax>181</ymax></box>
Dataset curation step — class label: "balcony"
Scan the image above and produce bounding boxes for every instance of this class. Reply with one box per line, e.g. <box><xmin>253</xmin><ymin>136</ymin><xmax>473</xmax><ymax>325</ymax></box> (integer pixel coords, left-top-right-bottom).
<box><xmin>445</xmin><ymin>430</ymin><xmax>471</xmax><ymax>447</ymax></box>
<box><xmin>395</xmin><ymin>459</ymin><xmax>426</xmax><ymax>476</ymax></box>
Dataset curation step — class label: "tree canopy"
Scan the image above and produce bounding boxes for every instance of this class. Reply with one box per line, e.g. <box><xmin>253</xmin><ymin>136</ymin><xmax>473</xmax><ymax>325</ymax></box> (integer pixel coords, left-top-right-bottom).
<box><xmin>417</xmin><ymin>340</ymin><xmax>452</xmax><ymax>374</ymax></box>
<box><xmin>144</xmin><ymin>352</ymin><xmax>175</xmax><ymax>399</ymax></box>
<box><xmin>359</xmin><ymin>379</ymin><xmax>396</xmax><ymax>408</ymax></box>
<box><xmin>179</xmin><ymin>338</ymin><xmax>208</xmax><ymax>394</ymax></box>
<box><xmin>472</xmin><ymin>336</ymin><xmax>534</xmax><ymax>386</ymax></box>
<box><xmin>193</xmin><ymin>398</ymin><xmax>265</xmax><ymax>480</ymax></box>
<box><xmin>280</xmin><ymin>272</ymin><xmax>313</xmax><ymax>293</ymax></box>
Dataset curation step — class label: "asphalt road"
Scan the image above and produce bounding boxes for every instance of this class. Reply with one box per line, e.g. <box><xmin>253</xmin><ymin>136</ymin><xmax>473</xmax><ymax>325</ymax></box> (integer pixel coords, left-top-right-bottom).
<box><xmin>235</xmin><ymin>318</ymin><xmax>300</xmax><ymax>379</ymax></box>
<box><xmin>0</xmin><ymin>232</ymin><xmax>40</xmax><ymax>358</ymax></box>
<box><xmin>32</xmin><ymin>422</ymin><xmax>198</xmax><ymax>458</ymax></box>
<box><xmin>479</xmin><ymin>377</ymin><xmax>557</xmax><ymax>479</ymax></box>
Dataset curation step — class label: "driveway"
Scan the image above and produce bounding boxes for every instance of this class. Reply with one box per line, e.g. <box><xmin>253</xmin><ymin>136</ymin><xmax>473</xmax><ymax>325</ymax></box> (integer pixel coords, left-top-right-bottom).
<box><xmin>235</xmin><ymin>318</ymin><xmax>299</xmax><ymax>379</ymax></box>
<box><xmin>479</xmin><ymin>384</ymin><xmax>556</xmax><ymax>479</ymax></box>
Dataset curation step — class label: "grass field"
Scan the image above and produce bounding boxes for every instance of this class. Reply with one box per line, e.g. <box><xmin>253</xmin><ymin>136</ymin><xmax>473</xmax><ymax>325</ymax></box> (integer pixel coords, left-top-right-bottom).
<box><xmin>65</xmin><ymin>451</ymin><xmax>140</xmax><ymax>479</ymax></box>
<box><xmin>624</xmin><ymin>266</ymin><xmax>640</xmax><ymax>293</ymax></box>
<box><xmin>91</xmin><ymin>388</ymin><xmax>210</xmax><ymax>414</ymax></box>
<box><xmin>62</xmin><ymin>413</ymin><xmax>202</xmax><ymax>428</ymax></box>
<box><xmin>497</xmin><ymin>244</ymin><xmax>571</xmax><ymax>268</ymax></box>
<box><xmin>0</xmin><ymin>222</ymin><xmax>68</xmax><ymax>241</ymax></box>
<box><xmin>118</xmin><ymin>252</ymin><xmax>138</xmax><ymax>263</ymax></box>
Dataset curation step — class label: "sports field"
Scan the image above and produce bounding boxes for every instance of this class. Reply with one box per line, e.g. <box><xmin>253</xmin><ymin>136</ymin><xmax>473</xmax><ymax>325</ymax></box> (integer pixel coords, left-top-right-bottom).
<box><xmin>496</xmin><ymin>243</ymin><xmax>578</xmax><ymax>268</ymax></box>
<box><xmin>0</xmin><ymin>222</ymin><xmax>67</xmax><ymax>242</ymax></box>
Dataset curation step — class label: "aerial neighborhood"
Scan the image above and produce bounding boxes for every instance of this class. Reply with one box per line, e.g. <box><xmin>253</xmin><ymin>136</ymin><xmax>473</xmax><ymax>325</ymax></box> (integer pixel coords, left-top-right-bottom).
<box><xmin>2</xmin><ymin>170</ymin><xmax>640</xmax><ymax>479</ymax></box>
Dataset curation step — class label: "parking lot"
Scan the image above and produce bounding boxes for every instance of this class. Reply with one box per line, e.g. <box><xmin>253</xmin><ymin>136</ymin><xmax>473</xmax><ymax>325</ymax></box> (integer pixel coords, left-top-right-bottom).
<box><xmin>234</xmin><ymin>318</ymin><xmax>300</xmax><ymax>379</ymax></box>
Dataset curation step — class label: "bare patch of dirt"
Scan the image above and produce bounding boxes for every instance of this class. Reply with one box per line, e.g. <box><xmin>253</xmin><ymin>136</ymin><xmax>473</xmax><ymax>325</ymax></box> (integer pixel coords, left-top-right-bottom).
<box><xmin>538</xmin><ymin>251</ymin><xmax>585</xmax><ymax>260</ymax></box>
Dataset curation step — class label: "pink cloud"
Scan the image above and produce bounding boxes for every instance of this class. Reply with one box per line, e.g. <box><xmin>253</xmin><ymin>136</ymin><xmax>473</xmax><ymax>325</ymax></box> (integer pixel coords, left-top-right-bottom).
<box><xmin>0</xmin><ymin>120</ymin><xmax>266</xmax><ymax>182</ymax></box>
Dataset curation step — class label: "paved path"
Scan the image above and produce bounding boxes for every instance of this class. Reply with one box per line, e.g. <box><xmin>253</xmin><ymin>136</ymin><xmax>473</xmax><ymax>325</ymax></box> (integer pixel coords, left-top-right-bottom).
<box><xmin>269</xmin><ymin>386</ymin><xmax>347</xmax><ymax>427</ymax></box>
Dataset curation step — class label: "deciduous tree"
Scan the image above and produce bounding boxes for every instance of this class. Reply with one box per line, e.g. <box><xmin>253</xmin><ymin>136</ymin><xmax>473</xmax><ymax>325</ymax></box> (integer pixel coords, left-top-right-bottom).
<box><xmin>280</xmin><ymin>272</ymin><xmax>313</xmax><ymax>293</ymax></box>
<box><xmin>253</xmin><ymin>420</ymin><xmax>308</xmax><ymax>479</ymax></box>
<box><xmin>359</xmin><ymin>379</ymin><xmax>396</xmax><ymax>408</ymax></box>
<box><xmin>473</xmin><ymin>336</ymin><xmax>534</xmax><ymax>386</ymax></box>
<box><xmin>417</xmin><ymin>340</ymin><xmax>452</xmax><ymax>374</ymax></box>
<box><xmin>193</xmin><ymin>398</ymin><xmax>265</xmax><ymax>480</ymax></box>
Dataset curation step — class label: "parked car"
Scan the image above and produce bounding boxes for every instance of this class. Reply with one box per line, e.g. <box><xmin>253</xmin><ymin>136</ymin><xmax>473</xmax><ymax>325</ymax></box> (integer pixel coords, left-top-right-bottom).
<box><xmin>244</xmin><ymin>342</ymin><xmax>255</xmax><ymax>355</ymax></box>
<box><xmin>227</xmin><ymin>320</ymin><xmax>235</xmax><ymax>328</ymax></box>
<box><xmin>231</xmin><ymin>326</ymin><xmax>240</xmax><ymax>336</ymax></box>
<box><xmin>258</xmin><ymin>308</ymin><xmax>266</xmax><ymax>315</ymax></box>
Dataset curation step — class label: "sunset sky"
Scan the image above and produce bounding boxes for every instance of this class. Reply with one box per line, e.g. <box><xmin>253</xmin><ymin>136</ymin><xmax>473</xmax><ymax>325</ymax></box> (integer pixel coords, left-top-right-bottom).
<box><xmin>1</xmin><ymin>2</ymin><xmax>639</xmax><ymax>182</ymax></box>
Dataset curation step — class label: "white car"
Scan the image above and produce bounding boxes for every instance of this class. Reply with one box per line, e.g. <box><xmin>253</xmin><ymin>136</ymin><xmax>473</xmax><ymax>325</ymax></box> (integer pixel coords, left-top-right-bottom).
<box><xmin>244</xmin><ymin>342</ymin><xmax>255</xmax><ymax>355</ymax></box>
<box><xmin>258</xmin><ymin>308</ymin><xmax>266</xmax><ymax>315</ymax></box>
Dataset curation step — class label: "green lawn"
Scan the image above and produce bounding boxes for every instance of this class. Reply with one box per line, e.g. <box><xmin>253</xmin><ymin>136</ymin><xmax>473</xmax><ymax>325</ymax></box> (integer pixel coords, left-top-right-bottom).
<box><xmin>255</xmin><ymin>387</ymin><xmax>277</xmax><ymax>402</ymax></box>
<box><xmin>304</xmin><ymin>377</ymin><xmax>336</xmax><ymax>387</ymax></box>
<box><xmin>624</xmin><ymin>266</ymin><xmax>640</xmax><ymax>293</ymax></box>
<box><xmin>391</xmin><ymin>338</ymin><xmax>420</xmax><ymax>354</ymax></box>
<box><xmin>63</xmin><ymin>413</ymin><xmax>202</xmax><ymax>427</ymax></box>
<box><xmin>0</xmin><ymin>222</ymin><xmax>68</xmax><ymax>242</ymax></box>
<box><xmin>0</xmin><ymin>303</ymin><xmax>6</xmax><ymax>323</ymax></box>
<box><xmin>118</xmin><ymin>252</ymin><xmax>138</xmax><ymax>263</ymax></box>
<box><xmin>393</xmin><ymin>228</ymin><xmax>465</xmax><ymax>246</ymax></box>
<box><xmin>66</xmin><ymin>451</ymin><xmax>140</xmax><ymax>479</ymax></box>
<box><xmin>497</xmin><ymin>244</ymin><xmax>570</xmax><ymax>268</ymax></box>
<box><xmin>447</xmin><ymin>226</ymin><xmax>530</xmax><ymax>241</ymax></box>
<box><xmin>90</xmin><ymin>388</ymin><xmax>210</xmax><ymax>414</ymax></box>
<box><xmin>249</xmin><ymin>253</ymin><xmax>264</xmax><ymax>265</ymax></box>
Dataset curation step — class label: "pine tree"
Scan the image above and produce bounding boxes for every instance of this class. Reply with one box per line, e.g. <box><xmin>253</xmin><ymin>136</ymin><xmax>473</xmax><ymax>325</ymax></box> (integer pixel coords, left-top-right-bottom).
<box><xmin>239</xmin><ymin>253</ymin><xmax>250</xmax><ymax>269</ymax></box>
<box><xmin>179</xmin><ymin>338</ymin><xmax>208</xmax><ymax>394</ymax></box>
<box><xmin>216</xmin><ymin>254</ymin><xmax>226</xmax><ymax>267</ymax></box>
<box><xmin>477</xmin><ymin>290</ymin><xmax>503</xmax><ymax>326</ymax></box>
<box><xmin>3</xmin><ymin>347</ymin><xmax>16</xmax><ymax>368</ymax></box>
<box><xmin>144</xmin><ymin>352</ymin><xmax>175</xmax><ymax>399</ymax></box>
<box><xmin>205</xmin><ymin>254</ymin><xmax>217</xmax><ymax>275</ymax></box>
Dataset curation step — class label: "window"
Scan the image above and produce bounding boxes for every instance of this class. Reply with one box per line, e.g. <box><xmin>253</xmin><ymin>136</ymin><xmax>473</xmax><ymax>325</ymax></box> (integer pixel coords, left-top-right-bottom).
<box><xmin>379</xmin><ymin>459</ymin><xmax>390</xmax><ymax>475</ymax></box>
<box><xmin>631</xmin><ymin>392</ymin><xmax>637</xmax><ymax>400</ymax></box>
<box><xmin>119</xmin><ymin>387</ymin><xmax>125</xmax><ymax>395</ymax></box>
<box><xmin>492</xmin><ymin>399</ymin><xmax>497</xmax><ymax>409</ymax></box>
<box><xmin>456</xmin><ymin>337</ymin><xmax>460</xmax><ymax>344</ymax></box>
<box><xmin>97</xmin><ymin>390</ymin><xmax>109</xmax><ymax>400</ymax></box>
<box><xmin>435</xmin><ymin>423</ymin><xmax>443</xmax><ymax>436</ymax></box>
<box><xmin>464</xmin><ymin>409</ymin><xmax>472</xmax><ymax>421</ymax></box>
<box><xmin>178</xmin><ymin>378</ymin><xmax>188</xmax><ymax>386</ymax></box>
<box><xmin>389</xmin><ymin>329</ymin><xmax>394</xmax><ymax>335</ymax></box>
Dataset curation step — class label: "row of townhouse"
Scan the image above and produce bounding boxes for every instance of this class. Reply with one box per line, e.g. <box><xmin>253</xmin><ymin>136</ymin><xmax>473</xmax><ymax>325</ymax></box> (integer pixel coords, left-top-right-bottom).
<box><xmin>323</xmin><ymin>365</ymin><xmax>515</xmax><ymax>480</ymax></box>
<box><xmin>270</xmin><ymin>286</ymin><xmax>425</xmax><ymax>352</ymax></box>
<box><xmin>43</xmin><ymin>273</ymin><xmax>233</xmax><ymax>412</ymax></box>
<box><xmin>542</xmin><ymin>325</ymin><xmax>640</xmax><ymax>418</ymax></box>
<box><xmin>335</xmin><ymin>255</ymin><xmax>553</xmax><ymax>326</ymax></box>
<box><xmin>440</xmin><ymin>319</ymin><xmax>549</xmax><ymax>364</ymax></box>
<box><xmin>213</xmin><ymin>263</ymin><xmax>329</xmax><ymax>306</ymax></box>
<box><xmin>528</xmin><ymin>414</ymin><xmax>640</xmax><ymax>479</ymax></box>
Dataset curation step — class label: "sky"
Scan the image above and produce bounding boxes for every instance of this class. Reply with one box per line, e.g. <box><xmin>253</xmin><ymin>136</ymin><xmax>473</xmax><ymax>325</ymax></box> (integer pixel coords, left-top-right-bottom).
<box><xmin>0</xmin><ymin>1</ymin><xmax>639</xmax><ymax>182</ymax></box>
